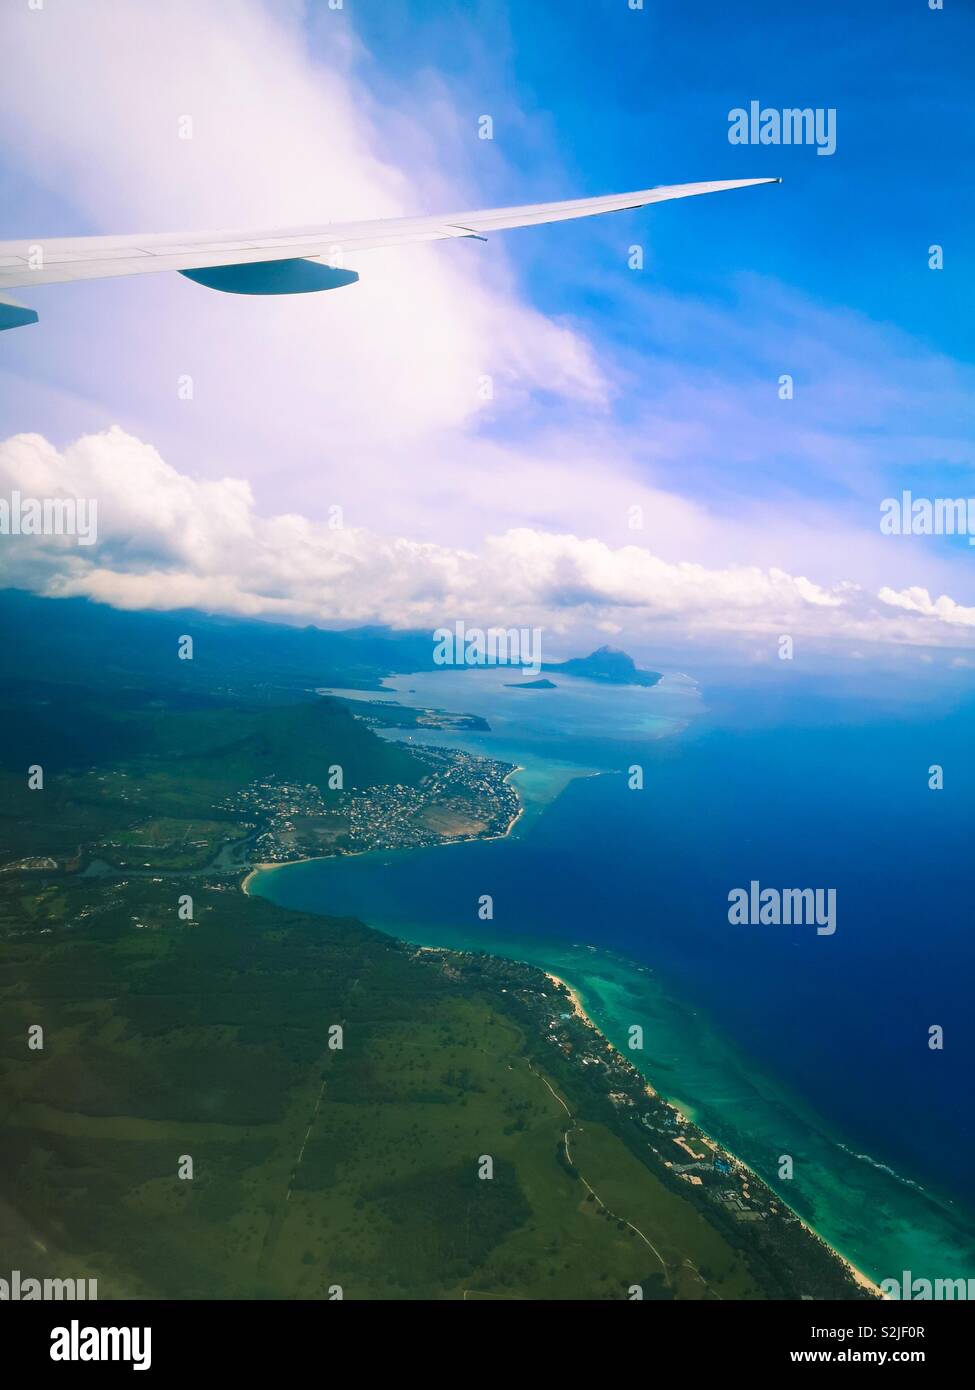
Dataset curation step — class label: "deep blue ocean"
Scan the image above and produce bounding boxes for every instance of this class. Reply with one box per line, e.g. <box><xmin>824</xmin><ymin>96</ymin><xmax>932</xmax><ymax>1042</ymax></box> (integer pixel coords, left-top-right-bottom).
<box><xmin>254</xmin><ymin>669</ymin><xmax>975</xmax><ymax>1280</ymax></box>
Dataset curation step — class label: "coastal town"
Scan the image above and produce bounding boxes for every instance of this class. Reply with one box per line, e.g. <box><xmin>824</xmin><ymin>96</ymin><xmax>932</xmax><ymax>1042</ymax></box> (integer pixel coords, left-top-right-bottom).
<box><xmin>219</xmin><ymin>744</ymin><xmax>521</xmax><ymax>865</ymax></box>
<box><xmin>414</xmin><ymin>945</ymin><xmax>874</xmax><ymax>1302</ymax></box>
<box><xmin>0</xmin><ymin>671</ymin><xmax>882</xmax><ymax>1302</ymax></box>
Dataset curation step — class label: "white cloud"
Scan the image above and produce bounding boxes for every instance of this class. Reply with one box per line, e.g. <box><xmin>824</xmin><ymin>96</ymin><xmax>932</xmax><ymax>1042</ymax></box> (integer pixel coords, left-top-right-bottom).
<box><xmin>2</xmin><ymin>427</ymin><xmax>973</xmax><ymax>658</ymax></box>
<box><xmin>878</xmin><ymin>586</ymin><xmax>975</xmax><ymax>628</ymax></box>
<box><xmin>0</xmin><ymin>0</ymin><xmax>606</xmax><ymax>493</ymax></box>
<box><xmin>0</xmin><ymin>0</ymin><xmax>971</xmax><ymax>665</ymax></box>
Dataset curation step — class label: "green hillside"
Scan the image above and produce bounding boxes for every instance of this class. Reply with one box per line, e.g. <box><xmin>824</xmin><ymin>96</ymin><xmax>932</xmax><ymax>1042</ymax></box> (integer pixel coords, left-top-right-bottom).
<box><xmin>0</xmin><ymin>883</ymin><xmax>761</xmax><ymax>1300</ymax></box>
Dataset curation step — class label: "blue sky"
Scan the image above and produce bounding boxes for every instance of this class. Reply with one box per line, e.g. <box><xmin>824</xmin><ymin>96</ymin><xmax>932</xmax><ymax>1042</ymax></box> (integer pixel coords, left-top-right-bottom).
<box><xmin>352</xmin><ymin>0</ymin><xmax>972</xmax><ymax>348</ymax></box>
<box><xmin>0</xmin><ymin>0</ymin><xmax>972</xmax><ymax>674</ymax></box>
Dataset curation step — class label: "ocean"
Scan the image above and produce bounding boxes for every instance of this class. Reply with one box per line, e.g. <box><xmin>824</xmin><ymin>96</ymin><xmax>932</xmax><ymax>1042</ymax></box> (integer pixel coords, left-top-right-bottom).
<box><xmin>249</xmin><ymin>667</ymin><xmax>975</xmax><ymax>1286</ymax></box>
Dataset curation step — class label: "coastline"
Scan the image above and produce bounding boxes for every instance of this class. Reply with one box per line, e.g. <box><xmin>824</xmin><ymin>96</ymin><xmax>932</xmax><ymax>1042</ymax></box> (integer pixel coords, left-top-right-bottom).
<box><xmin>240</xmin><ymin>771</ymin><xmax>888</xmax><ymax>1298</ymax></box>
<box><xmin>234</xmin><ymin>677</ymin><xmax>975</xmax><ymax>1296</ymax></box>
<box><xmin>543</xmin><ymin>967</ymin><xmax>884</xmax><ymax>1298</ymax></box>
<box><xmin>241</xmin><ymin>762</ymin><xmax>526</xmax><ymax>897</ymax></box>
<box><xmin>245</xmin><ymin>846</ymin><xmax>886</xmax><ymax>1298</ymax></box>
<box><xmin>241</xmin><ymin>862</ymin><xmax>279</xmax><ymax>895</ymax></box>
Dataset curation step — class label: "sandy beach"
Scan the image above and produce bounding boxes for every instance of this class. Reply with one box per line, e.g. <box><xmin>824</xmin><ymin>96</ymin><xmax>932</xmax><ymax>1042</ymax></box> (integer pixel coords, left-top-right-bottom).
<box><xmin>241</xmin><ymin>763</ymin><xmax>525</xmax><ymax>896</ymax></box>
<box><xmin>793</xmin><ymin>1215</ymin><xmax>886</xmax><ymax>1297</ymax></box>
<box><xmin>244</xmin><ymin>817</ymin><xmax>885</xmax><ymax>1299</ymax></box>
<box><xmin>544</xmin><ymin>971</ymin><xmax>587</xmax><ymax>1020</ymax></box>
<box><xmin>241</xmin><ymin>862</ymin><xmax>286</xmax><ymax>894</ymax></box>
<box><xmin>542</xmin><ymin>968</ymin><xmax>885</xmax><ymax>1297</ymax></box>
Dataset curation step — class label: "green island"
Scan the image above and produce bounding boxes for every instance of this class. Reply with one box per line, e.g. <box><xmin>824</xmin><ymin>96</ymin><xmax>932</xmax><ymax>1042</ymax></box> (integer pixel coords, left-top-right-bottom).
<box><xmin>543</xmin><ymin>646</ymin><xmax>662</xmax><ymax>688</ymax></box>
<box><xmin>0</xmin><ymin>591</ymin><xmax>871</xmax><ymax>1300</ymax></box>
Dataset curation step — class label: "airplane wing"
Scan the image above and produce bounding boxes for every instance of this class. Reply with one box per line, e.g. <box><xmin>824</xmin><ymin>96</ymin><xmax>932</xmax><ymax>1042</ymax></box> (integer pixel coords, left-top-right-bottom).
<box><xmin>0</xmin><ymin>177</ymin><xmax>779</xmax><ymax>331</ymax></box>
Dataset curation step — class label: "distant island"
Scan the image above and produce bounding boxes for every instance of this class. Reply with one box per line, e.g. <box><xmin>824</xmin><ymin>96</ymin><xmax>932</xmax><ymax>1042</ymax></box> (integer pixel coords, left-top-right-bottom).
<box><xmin>504</xmin><ymin>677</ymin><xmax>557</xmax><ymax>690</ymax></box>
<box><xmin>544</xmin><ymin>645</ymin><xmax>662</xmax><ymax>688</ymax></box>
<box><xmin>0</xmin><ymin>589</ymin><xmax>873</xmax><ymax>1302</ymax></box>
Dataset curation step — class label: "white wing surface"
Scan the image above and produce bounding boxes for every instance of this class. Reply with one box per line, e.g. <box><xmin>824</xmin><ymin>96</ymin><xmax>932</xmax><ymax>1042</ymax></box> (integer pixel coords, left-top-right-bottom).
<box><xmin>0</xmin><ymin>177</ymin><xmax>779</xmax><ymax>329</ymax></box>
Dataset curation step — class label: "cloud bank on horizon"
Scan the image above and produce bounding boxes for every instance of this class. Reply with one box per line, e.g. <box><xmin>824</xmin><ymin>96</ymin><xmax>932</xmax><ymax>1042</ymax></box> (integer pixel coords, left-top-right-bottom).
<box><xmin>1</xmin><ymin>426</ymin><xmax>973</xmax><ymax>658</ymax></box>
<box><xmin>0</xmin><ymin>0</ymin><xmax>972</xmax><ymax>668</ymax></box>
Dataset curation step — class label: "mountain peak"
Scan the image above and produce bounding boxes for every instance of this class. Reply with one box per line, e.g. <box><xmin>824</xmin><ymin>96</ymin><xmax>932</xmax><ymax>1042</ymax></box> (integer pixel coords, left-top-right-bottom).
<box><xmin>544</xmin><ymin>646</ymin><xmax>661</xmax><ymax>688</ymax></box>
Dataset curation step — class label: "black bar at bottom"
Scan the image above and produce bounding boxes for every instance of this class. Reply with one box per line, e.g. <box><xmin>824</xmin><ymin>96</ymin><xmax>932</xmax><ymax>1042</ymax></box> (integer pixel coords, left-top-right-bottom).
<box><xmin>3</xmin><ymin>1296</ymin><xmax>970</xmax><ymax>1374</ymax></box>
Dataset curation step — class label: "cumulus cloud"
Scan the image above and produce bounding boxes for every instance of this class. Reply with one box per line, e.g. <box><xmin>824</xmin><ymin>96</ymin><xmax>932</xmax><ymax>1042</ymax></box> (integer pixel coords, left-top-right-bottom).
<box><xmin>878</xmin><ymin>586</ymin><xmax>975</xmax><ymax>628</ymax></box>
<box><xmin>0</xmin><ymin>0</ymin><xmax>972</xmax><ymax>664</ymax></box>
<box><xmin>2</xmin><ymin>427</ymin><xmax>973</xmax><ymax>658</ymax></box>
<box><xmin>0</xmin><ymin>0</ymin><xmax>606</xmax><ymax>499</ymax></box>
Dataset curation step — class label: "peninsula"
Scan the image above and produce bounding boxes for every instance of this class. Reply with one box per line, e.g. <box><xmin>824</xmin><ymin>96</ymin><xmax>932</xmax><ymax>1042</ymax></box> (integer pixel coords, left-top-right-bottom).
<box><xmin>0</xmin><ymin>592</ymin><xmax>877</xmax><ymax>1301</ymax></box>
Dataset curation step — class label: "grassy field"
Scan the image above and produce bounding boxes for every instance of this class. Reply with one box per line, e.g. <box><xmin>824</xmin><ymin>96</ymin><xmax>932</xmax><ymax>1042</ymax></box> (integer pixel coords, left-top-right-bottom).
<box><xmin>0</xmin><ymin>689</ymin><xmax>425</xmax><ymax>872</ymax></box>
<box><xmin>0</xmin><ymin>650</ymin><xmax>864</xmax><ymax>1301</ymax></box>
<box><xmin>0</xmin><ymin>880</ymin><xmax>766</xmax><ymax>1299</ymax></box>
